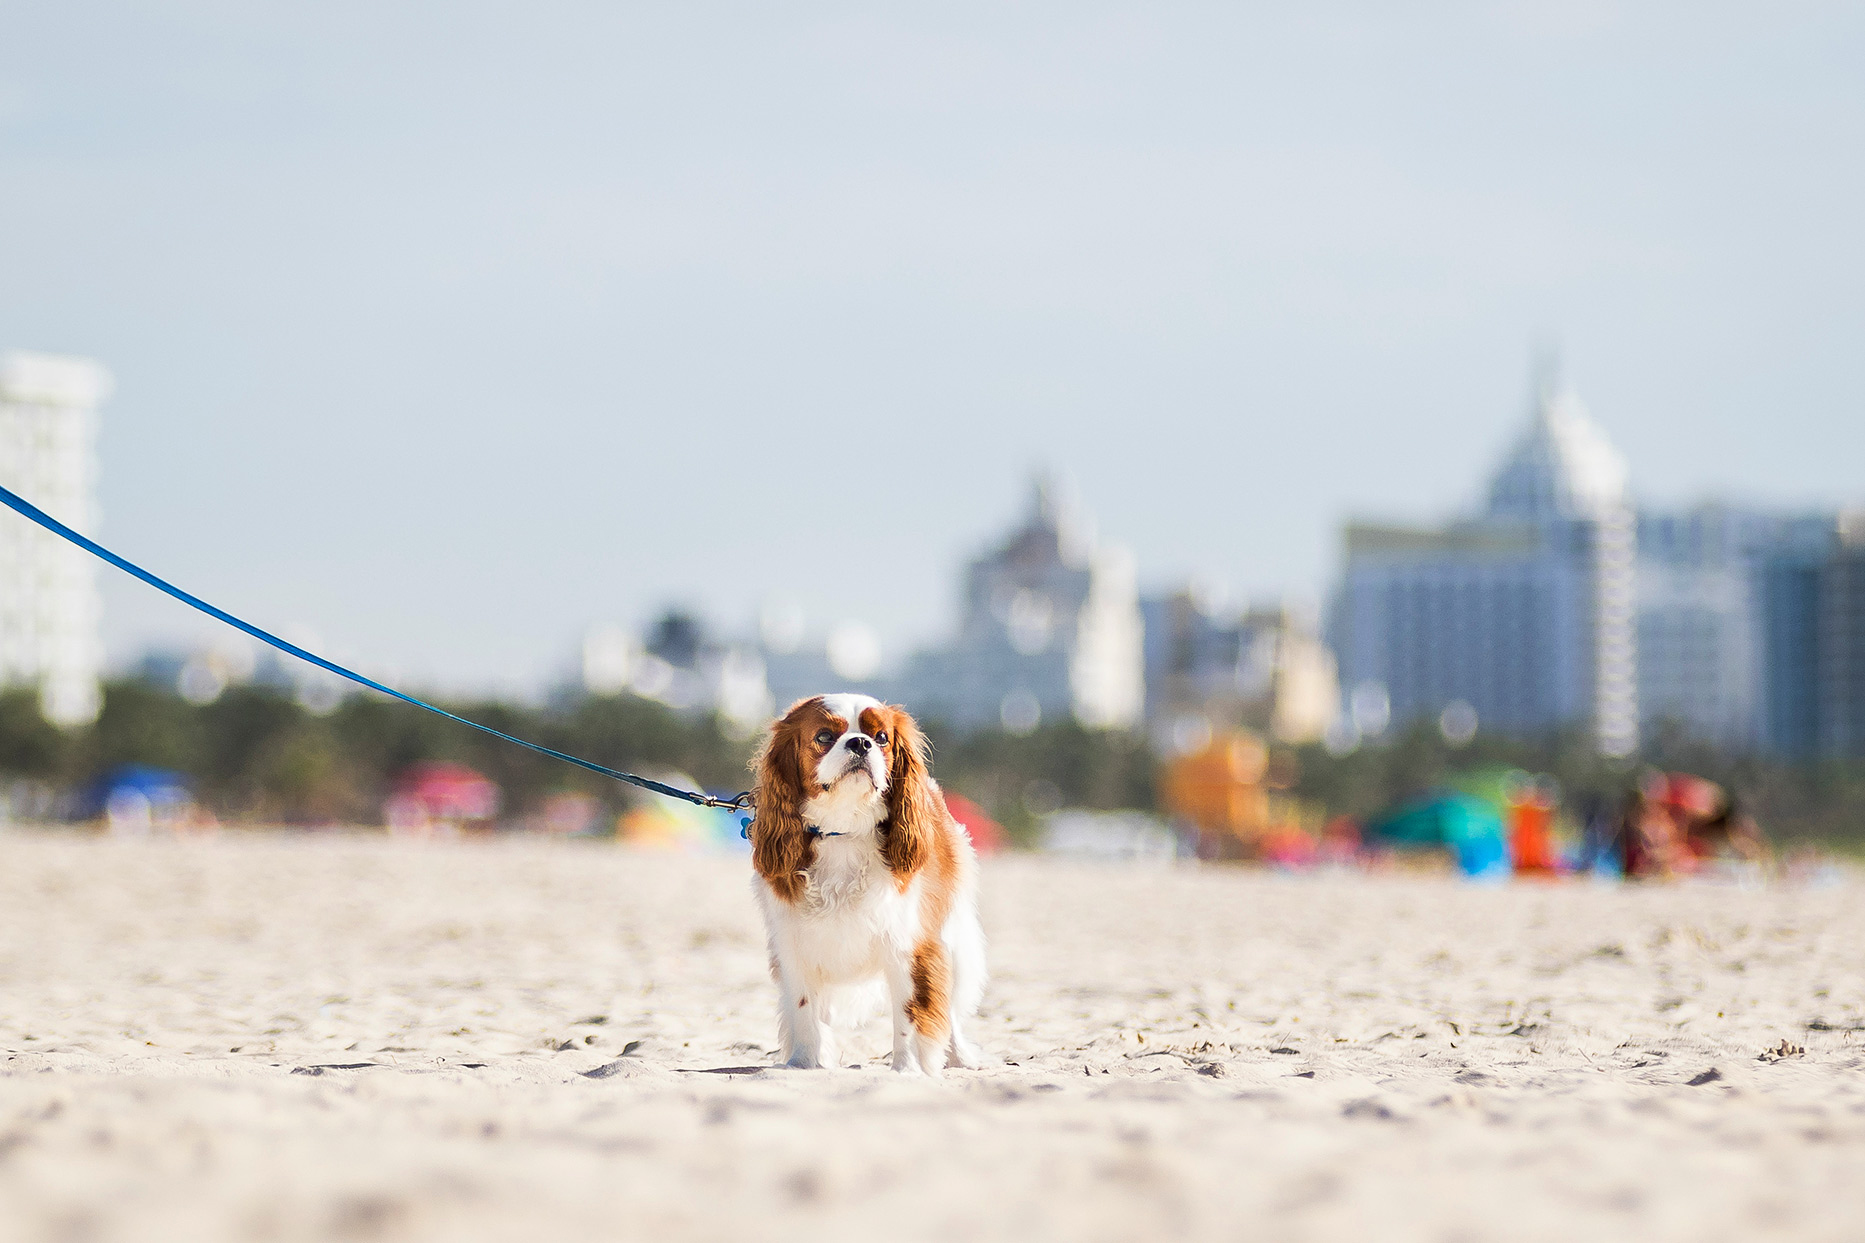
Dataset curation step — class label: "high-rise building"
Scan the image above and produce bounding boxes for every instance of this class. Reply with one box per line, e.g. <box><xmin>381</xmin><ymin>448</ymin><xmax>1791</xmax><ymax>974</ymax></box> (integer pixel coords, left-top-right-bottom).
<box><xmin>1330</xmin><ymin>375</ymin><xmax>1637</xmax><ymax>754</ymax></box>
<box><xmin>0</xmin><ymin>351</ymin><xmax>109</xmax><ymax>726</ymax></box>
<box><xmin>1330</xmin><ymin>364</ymin><xmax>1850</xmax><ymax>757</ymax></box>
<box><xmin>1638</xmin><ymin>506</ymin><xmax>1837</xmax><ymax>750</ymax></box>
<box><xmin>1819</xmin><ymin>516</ymin><xmax>1865</xmax><ymax>758</ymax></box>
<box><xmin>1756</xmin><ymin>535</ymin><xmax>1830</xmax><ymax>759</ymax></box>
<box><xmin>903</xmin><ymin>479</ymin><xmax>1144</xmax><ymax>732</ymax></box>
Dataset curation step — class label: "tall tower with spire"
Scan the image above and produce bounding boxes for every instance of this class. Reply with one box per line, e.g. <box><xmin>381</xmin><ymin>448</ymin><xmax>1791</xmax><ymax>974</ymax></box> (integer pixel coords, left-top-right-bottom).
<box><xmin>904</xmin><ymin>475</ymin><xmax>1144</xmax><ymax>731</ymax></box>
<box><xmin>1330</xmin><ymin>366</ymin><xmax>1638</xmax><ymax>756</ymax></box>
<box><xmin>1484</xmin><ymin>373</ymin><xmax>1639</xmax><ymax>756</ymax></box>
<box><xmin>1487</xmin><ymin>367</ymin><xmax>1629</xmax><ymax>524</ymax></box>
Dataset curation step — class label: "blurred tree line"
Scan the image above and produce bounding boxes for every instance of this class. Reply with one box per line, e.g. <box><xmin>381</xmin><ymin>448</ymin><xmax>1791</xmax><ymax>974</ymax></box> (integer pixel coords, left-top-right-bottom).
<box><xmin>0</xmin><ymin>679</ymin><xmax>1159</xmax><ymax>842</ymax></box>
<box><xmin>0</xmin><ymin>678</ymin><xmax>1158</xmax><ymax>840</ymax></box>
<box><xmin>3</xmin><ymin>679</ymin><xmax>1861</xmax><ymax>849</ymax></box>
<box><xmin>922</xmin><ymin>718</ymin><xmax>1157</xmax><ymax>847</ymax></box>
<box><xmin>0</xmin><ymin>681</ymin><xmax>753</xmax><ymax>825</ymax></box>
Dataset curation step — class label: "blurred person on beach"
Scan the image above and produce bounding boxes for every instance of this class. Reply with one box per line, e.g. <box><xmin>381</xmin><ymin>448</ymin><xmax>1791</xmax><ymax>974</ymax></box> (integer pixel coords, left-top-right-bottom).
<box><xmin>1578</xmin><ymin>793</ymin><xmax>1619</xmax><ymax>875</ymax></box>
<box><xmin>1619</xmin><ymin>773</ymin><xmax>1770</xmax><ymax>879</ymax></box>
<box><xmin>1616</xmin><ymin>786</ymin><xmax>1668</xmax><ymax>878</ymax></box>
<box><xmin>1684</xmin><ymin>794</ymin><xmax>1772</xmax><ymax>870</ymax></box>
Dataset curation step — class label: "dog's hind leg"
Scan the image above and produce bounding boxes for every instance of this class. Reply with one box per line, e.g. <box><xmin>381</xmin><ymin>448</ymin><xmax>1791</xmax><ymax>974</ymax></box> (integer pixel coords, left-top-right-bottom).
<box><xmin>883</xmin><ymin>956</ymin><xmax>920</xmax><ymax>1074</ymax></box>
<box><xmin>906</xmin><ymin>939</ymin><xmax>952</xmax><ymax>1077</ymax></box>
<box><xmin>943</xmin><ymin>904</ymin><xmax>988</xmax><ymax>1070</ymax></box>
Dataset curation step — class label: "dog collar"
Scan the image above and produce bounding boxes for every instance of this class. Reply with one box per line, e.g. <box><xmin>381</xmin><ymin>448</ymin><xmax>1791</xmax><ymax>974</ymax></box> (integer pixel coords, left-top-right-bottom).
<box><xmin>739</xmin><ymin>820</ymin><xmax>857</xmax><ymax>841</ymax></box>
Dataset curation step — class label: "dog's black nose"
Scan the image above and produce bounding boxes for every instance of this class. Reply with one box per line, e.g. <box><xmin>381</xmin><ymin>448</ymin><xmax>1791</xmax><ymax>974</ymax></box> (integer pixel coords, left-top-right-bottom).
<box><xmin>846</xmin><ymin>735</ymin><xmax>871</xmax><ymax>755</ymax></box>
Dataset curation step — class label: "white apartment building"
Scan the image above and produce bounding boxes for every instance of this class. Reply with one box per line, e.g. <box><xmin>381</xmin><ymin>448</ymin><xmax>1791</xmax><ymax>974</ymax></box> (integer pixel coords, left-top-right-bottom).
<box><xmin>0</xmin><ymin>351</ymin><xmax>110</xmax><ymax>726</ymax></box>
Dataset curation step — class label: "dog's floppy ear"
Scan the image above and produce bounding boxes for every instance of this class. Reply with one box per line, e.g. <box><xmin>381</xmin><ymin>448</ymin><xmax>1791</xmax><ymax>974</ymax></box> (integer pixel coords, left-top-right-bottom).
<box><xmin>881</xmin><ymin>705</ymin><xmax>935</xmax><ymax>881</ymax></box>
<box><xmin>751</xmin><ymin>701</ymin><xmax>817</xmax><ymax>903</ymax></box>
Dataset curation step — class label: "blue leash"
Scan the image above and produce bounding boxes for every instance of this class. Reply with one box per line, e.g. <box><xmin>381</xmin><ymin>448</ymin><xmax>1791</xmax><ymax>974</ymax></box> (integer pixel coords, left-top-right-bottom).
<box><xmin>0</xmin><ymin>482</ymin><xmax>753</xmax><ymax>813</ymax></box>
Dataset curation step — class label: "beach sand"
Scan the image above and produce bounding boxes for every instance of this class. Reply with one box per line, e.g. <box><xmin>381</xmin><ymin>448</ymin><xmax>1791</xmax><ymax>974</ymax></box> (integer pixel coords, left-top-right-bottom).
<box><xmin>2</xmin><ymin>828</ymin><xmax>1862</xmax><ymax>1242</ymax></box>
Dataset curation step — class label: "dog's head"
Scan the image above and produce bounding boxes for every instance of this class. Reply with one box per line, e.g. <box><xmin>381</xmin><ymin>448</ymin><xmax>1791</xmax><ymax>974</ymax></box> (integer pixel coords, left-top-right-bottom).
<box><xmin>750</xmin><ymin>693</ymin><xmax>935</xmax><ymax>900</ymax></box>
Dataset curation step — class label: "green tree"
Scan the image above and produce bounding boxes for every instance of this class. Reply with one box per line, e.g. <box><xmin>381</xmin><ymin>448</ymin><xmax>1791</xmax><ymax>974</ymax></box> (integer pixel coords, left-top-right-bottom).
<box><xmin>81</xmin><ymin>680</ymin><xmax>208</xmax><ymax>777</ymax></box>
<box><xmin>925</xmin><ymin>719</ymin><xmax>1157</xmax><ymax>847</ymax></box>
<box><xmin>0</xmin><ymin>690</ymin><xmax>68</xmax><ymax>777</ymax></box>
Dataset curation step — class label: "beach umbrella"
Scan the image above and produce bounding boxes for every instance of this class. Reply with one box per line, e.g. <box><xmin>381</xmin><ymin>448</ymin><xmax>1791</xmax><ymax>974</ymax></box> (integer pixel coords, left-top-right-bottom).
<box><xmin>1367</xmin><ymin>792</ymin><xmax>1508</xmax><ymax>879</ymax></box>
<box><xmin>383</xmin><ymin>761</ymin><xmax>501</xmax><ymax>831</ymax></box>
<box><xmin>77</xmin><ymin>765</ymin><xmax>195</xmax><ymax>829</ymax></box>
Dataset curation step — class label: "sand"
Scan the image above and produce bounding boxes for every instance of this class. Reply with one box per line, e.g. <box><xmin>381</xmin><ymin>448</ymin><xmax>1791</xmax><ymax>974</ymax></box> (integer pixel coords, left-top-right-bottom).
<box><xmin>2</xmin><ymin>828</ymin><xmax>1863</xmax><ymax>1243</ymax></box>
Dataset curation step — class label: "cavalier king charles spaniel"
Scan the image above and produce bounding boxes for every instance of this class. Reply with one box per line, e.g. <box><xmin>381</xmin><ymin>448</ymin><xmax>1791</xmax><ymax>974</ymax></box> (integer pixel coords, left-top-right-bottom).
<box><xmin>748</xmin><ymin>694</ymin><xmax>985</xmax><ymax>1075</ymax></box>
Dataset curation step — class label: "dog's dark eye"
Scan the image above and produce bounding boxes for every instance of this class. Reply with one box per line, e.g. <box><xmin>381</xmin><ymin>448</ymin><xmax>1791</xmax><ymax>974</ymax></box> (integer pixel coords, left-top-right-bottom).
<box><xmin>814</xmin><ymin>730</ymin><xmax>836</xmax><ymax>747</ymax></box>
<box><xmin>873</xmin><ymin>730</ymin><xmax>888</xmax><ymax>746</ymax></box>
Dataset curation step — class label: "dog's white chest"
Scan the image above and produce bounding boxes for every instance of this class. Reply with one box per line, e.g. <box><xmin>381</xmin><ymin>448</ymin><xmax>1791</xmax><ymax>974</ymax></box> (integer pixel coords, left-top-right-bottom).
<box><xmin>796</xmin><ymin>781</ymin><xmax>890</xmax><ymax>918</ymax></box>
<box><xmin>802</xmin><ymin>839</ymin><xmax>879</xmax><ymax>916</ymax></box>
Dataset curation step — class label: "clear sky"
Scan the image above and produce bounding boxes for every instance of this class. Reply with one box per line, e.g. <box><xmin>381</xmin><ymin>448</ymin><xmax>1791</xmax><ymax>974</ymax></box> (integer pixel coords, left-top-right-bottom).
<box><xmin>4</xmin><ymin>2</ymin><xmax>1861</xmax><ymax>696</ymax></box>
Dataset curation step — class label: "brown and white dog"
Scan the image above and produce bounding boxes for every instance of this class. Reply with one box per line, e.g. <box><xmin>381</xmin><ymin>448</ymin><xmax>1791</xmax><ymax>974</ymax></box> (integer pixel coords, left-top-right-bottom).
<box><xmin>748</xmin><ymin>694</ymin><xmax>985</xmax><ymax>1075</ymax></box>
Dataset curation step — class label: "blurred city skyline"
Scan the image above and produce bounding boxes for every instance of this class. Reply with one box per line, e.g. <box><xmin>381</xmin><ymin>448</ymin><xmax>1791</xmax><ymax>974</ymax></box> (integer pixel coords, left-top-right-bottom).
<box><xmin>3</xmin><ymin>3</ymin><xmax>1861</xmax><ymax>696</ymax></box>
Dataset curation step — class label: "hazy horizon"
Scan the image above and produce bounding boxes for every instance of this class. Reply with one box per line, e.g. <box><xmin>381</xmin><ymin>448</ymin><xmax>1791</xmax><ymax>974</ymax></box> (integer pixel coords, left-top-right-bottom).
<box><xmin>4</xmin><ymin>3</ymin><xmax>1861</xmax><ymax>696</ymax></box>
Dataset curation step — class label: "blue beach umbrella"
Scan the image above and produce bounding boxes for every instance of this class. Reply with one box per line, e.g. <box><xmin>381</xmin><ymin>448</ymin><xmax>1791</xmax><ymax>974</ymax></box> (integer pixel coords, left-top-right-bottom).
<box><xmin>1367</xmin><ymin>792</ymin><xmax>1509</xmax><ymax>879</ymax></box>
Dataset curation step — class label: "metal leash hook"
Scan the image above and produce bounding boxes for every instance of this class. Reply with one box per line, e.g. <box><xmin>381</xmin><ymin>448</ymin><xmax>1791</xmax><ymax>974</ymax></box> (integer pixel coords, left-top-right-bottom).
<box><xmin>725</xmin><ymin>789</ymin><xmax>759</xmax><ymax>840</ymax></box>
<box><xmin>0</xmin><ymin>481</ymin><xmax>761</xmax><ymax>816</ymax></box>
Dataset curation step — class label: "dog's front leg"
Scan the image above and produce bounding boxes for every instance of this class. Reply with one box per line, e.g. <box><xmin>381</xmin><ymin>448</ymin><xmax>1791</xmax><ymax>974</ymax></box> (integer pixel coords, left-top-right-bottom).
<box><xmin>786</xmin><ymin>1004</ymin><xmax>829</xmax><ymax>1069</ymax></box>
<box><xmin>785</xmin><ymin>993</ymin><xmax>829</xmax><ymax>1069</ymax></box>
<box><xmin>775</xmin><ymin>961</ymin><xmax>828</xmax><ymax>1069</ymax></box>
